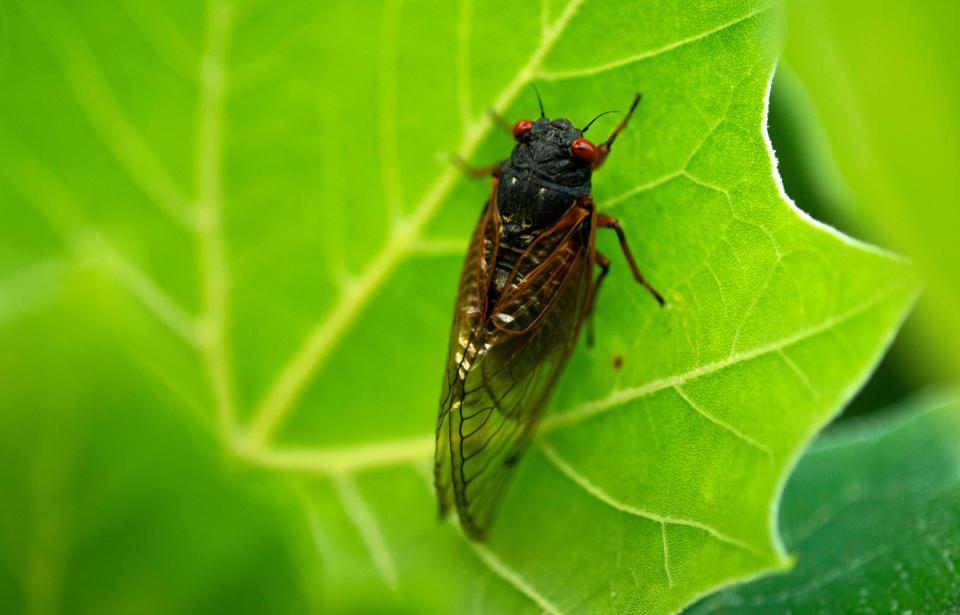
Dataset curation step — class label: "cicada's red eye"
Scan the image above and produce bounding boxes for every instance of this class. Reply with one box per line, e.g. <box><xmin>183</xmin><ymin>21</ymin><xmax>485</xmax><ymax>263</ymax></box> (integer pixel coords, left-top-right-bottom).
<box><xmin>512</xmin><ymin>119</ymin><xmax>534</xmax><ymax>139</ymax></box>
<box><xmin>570</xmin><ymin>137</ymin><xmax>598</xmax><ymax>162</ymax></box>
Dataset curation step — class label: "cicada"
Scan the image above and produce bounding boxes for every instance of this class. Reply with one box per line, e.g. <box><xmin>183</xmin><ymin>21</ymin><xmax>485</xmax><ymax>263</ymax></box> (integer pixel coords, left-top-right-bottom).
<box><xmin>435</xmin><ymin>92</ymin><xmax>664</xmax><ymax>540</ymax></box>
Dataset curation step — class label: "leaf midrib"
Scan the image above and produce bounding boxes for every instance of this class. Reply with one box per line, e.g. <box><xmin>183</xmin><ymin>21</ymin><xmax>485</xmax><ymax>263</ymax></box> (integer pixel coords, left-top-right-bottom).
<box><xmin>241</xmin><ymin>0</ymin><xmax>590</xmax><ymax>446</ymax></box>
<box><xmin>242</xmin><ymin>1</ymin><xmax>778</xmax><ymax>450</ymax></box>
<box><xmin>247</xmin><ymin>283</ymin><xmax>909</xmax><ymax>474</ymax></box>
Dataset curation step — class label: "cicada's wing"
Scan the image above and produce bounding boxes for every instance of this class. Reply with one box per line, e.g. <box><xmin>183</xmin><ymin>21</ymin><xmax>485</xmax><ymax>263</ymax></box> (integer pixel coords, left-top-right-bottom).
<box><xmin>437</xmin><ymin>202</ymin><xmax>595</xmax><ymax>539</ymax></box>
<box><xmin>435</xmin><ymin>195</ymin><xmax>500</xmax><ymax>519</ymax></box>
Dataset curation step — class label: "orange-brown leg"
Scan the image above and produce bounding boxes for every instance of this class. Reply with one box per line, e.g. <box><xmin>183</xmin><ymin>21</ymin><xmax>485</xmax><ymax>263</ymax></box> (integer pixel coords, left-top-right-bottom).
<box><xmin>594</xmin><ymin>93</ymin><xmax>642</xmax><ymax>171</ymax></box>
<box><xmin>596</xmin><ymin>212</ymin><xmax>665</xmax><ymax>306</ymax></box>
<box><xmin>584</xmin><ymin>251</ymin><xmax>611</xmax><ymax>347</ymax></box>
<box><xmin>588</xmin><ymin>252</ymin><xmax>611</xmax><ymax>319</ymax></box>
<box><xmin>487</xmin><ymin>109</ymin><xmax>513</xmax><ymax>135</ymax></box>
<box><xmin>451</xmin><ymin>154</ymin><xmax>501</xmax><ymax>179</ymax></box>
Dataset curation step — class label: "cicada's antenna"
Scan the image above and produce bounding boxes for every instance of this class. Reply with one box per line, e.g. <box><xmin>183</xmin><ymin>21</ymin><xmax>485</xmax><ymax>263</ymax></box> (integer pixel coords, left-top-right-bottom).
<box><xmin>582</xmin><ymin>110</ymin><xmax>619</xmax><ymax>133</ymax></box>
<box><xmin>531</xmin><ymin>83</ymin><xmax>546</xmax><ymax>118</ymax></box>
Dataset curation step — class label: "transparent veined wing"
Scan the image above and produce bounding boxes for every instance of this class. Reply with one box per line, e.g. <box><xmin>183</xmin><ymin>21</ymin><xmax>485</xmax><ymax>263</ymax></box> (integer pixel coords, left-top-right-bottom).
<box><xmin>436</xmin><ymin>198</ymin><xmax>595</xmax><ymax>539</ymax></box>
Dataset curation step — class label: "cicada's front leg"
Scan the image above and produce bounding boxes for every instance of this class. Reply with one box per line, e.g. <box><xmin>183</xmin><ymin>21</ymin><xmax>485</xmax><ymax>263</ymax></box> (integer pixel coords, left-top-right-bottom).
<box><xmin>595</xmin><ymin>211</ymin><xmax>664</xmax><ymax>306</ymax></box>
<box><xmin>584</xmin><ymin>250</ymin><xmax>611</xmax><ymax>347</ymax></box>
<box><xmin>451</xmin><ymin>155</ymin><xmax>501</xmax><ymax>179</ymax></box>
<box><xmin>594</xmin><ymin>93</ymin><xmax>643</xmax><ymax>171</ymax></box>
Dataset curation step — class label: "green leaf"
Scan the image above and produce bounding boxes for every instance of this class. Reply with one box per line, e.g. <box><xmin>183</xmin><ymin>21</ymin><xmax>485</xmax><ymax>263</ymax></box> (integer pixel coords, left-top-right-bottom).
<box><xmin>781</xmin><ymin>0</ymin><xmax>960</xmax><ymax>379</ymax></box>
<box><xmin>0</xmin><ymin>288</ymin><xmax>314</xmax><ymax>614</ymax></box>
<box><xmin>688</xmin><ymin>392</ymin><xmax>960</xmax><ymax>613</ymax></box>
<box><xmin>0</xmin><ymin>0</ymin><xmax>917</xmax><ymax>613</ymax></box>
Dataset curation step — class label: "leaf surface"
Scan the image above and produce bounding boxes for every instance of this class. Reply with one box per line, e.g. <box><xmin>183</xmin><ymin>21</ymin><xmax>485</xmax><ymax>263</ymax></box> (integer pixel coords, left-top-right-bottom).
<box><xmin>0</xmin><ymin>0</ymin><xmax>917</xmax><ymax>612</ymax></box>
<box><xmin>688</xmin><ymin>392</ymin><xmax>960</xmax><ymax>613</ymax></box>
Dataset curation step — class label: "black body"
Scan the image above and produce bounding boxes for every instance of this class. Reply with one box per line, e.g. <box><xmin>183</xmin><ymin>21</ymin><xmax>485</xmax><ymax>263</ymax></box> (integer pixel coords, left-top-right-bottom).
<box><xmin>496</xmin><ymin>118</ymin><xmax>592</xmax><ymax>242</ymax></box>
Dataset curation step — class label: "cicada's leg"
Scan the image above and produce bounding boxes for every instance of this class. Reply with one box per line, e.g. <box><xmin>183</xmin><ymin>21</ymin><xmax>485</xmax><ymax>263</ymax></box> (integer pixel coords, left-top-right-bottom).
<box><xmin>487</xmin><ymin>109</ymin><xmax>513</xmax><ymax>135</ymax></box>
<box><xmin>584</xmin><ymin>251</ymin><xmax>611</xmax><ymax>347</ymax></box>
<box><xmin>596</xmin><ymin>212</ymin><xmax>665</xmax><ymax>306</ymax></box>
<box><xmin>451</xmin><ymin>154</ymin><xmax>501</xmax><ymax>179</ymax></box>
<box><xmin>594</xmin><ymin>93</ymin><xmax>642</xmax><ymax>171</ymax></box>
<box><xmin>588</xmin><ymin>252</ymin><xmax>611</xmax><ymax>317</ymax></box>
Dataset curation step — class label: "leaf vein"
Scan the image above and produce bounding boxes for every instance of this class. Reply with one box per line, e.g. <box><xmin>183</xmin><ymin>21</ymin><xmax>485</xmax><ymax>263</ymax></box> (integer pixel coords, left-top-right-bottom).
<box><xmin>539</xmin><ymin>443</ymin><xmax>761</xmax><ymax>556</ymax></box>
<box><xmin>244</xmin><ymin>434</ymin><xmax>435</xmax><ymax>474</ymax></box>
<box><xmin>242</xmin><ymin>286</ymin><xmax>904</xmax><ymax>476</ymax></box>
<box><xmin>17</xmin><ymin>0</ymin><xmax>194</xmax><ymax>227</ymax></box>
<box><xmin>542</xmin><ymin>287</ymin><xmax>904</xmax><ymax>432</ymax></box>
<box><xmin>537</xmin><ymin>5</ymin><xmax>770</xmax><ymax>81</ymax></box>
<box><xmin>2</xmin><ymin>135</ymin><xmax>201</xmax><ymax>345</ymax></box>
<box><xmin>469</xmin><ymin>542</ymin><xmax>564</xmax><ymax>615</ymax></box>
<box><xmin>241</xmin><ymin>0</ymin><xmax>589</xmax><ymax>446</ymax></box>
<box><xmin>333</xmin><ymin>475</ymin><xmax>400</xmax><ymax>591</ymax></box>
<box><xmin>661</xmin><ymin>522</ymin><xmax>674</xmax><ymax>588</ymax></box>
<box><xmin>456</xmin><ymin>0</ymin><xmax>474</xmax><ymax>135</ymax></box>
<box><xmin>195</xmin><ymin>0</ymin><xmax>237</xmax><ymax>438</ymax></box>
<box><xmin>379</xmin><ymin>0</ymin><xmax>404</xmax><ymax>220</ymax></box>
<box><xmin>778</xmin><ymin>349</ymin><xmax>821</xmax><ymax>399</ymax></box>
<box><xmin>673</xmin><ymin>385</ymin><xmax>771</xmax><ymax>455</ymax></box>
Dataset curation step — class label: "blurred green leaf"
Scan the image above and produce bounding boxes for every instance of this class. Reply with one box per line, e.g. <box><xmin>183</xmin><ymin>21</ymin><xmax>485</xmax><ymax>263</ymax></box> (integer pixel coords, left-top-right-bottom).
<box><xmin>688</xmin><ymin>391</ymin><xmax>960</xmax><ymax>613</ymax></box>
<box><xmin>0</xmin><ymin>278</ymin><xmax>315</xmax><ymax>615</ymax></box>
<box><xmin>781</xmin><ymin>0</ymin><xmax>960</xmax><ymax>380</ymax></box>
<box><xmin>0</xmin><ymin>0</ymin><xmax>918</xmax><ymax>613</ymax></box>
<box><xmin>765</xmin><ymin>65</ymin><xmax>859</xmax><ymax>235</ymax></box>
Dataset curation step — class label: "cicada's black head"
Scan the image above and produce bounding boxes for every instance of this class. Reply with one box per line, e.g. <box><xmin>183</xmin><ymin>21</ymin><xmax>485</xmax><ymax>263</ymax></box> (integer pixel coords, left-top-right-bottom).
<box><xmin>496</xmin><ymin>114</ymin><xmax>604</xmax><ymax>240</ymax></box>
<box><xmin>507</xmin><ymin>117</ymin><xmax>595</xmax><ymax>190</ymax></box>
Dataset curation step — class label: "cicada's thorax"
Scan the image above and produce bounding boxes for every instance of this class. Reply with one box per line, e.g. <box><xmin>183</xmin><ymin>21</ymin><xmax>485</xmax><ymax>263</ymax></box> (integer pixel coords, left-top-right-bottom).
<box><xmin>491</xmin><ymin>118</ymin><xmax>593</xmax><ymax>297</ymax></box>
